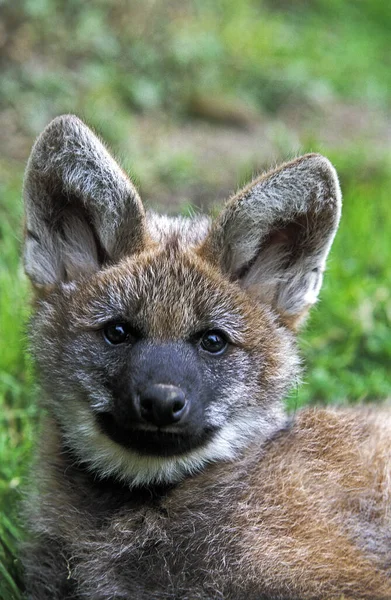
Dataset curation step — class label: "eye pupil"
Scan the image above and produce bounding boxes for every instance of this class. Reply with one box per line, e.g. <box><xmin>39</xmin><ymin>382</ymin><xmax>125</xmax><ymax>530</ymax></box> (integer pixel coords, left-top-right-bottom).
<box><xmin>103</xmin><ymin>322</ymin><xmax>129</xmax><ymax>345</ymax></box>
<box><xmin>200</xmin><ymin>330</ymin><xmax>227</xmax><ymax>354</ymax></box>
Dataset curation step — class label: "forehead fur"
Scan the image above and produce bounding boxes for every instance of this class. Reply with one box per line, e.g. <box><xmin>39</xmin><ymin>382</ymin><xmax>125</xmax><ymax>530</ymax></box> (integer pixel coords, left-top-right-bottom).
<box><xmin>66</xmin><ymin>244</ymin><xmax>276</xmax><ymax>347</ymax></box>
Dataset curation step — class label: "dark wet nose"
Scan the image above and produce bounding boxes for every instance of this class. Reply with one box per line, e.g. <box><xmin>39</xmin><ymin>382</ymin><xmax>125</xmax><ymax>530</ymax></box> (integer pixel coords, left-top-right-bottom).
<box><xmin>139</xmin><ymin>384</ymin><xmax>189</xmax><ymax>427</ymax></box>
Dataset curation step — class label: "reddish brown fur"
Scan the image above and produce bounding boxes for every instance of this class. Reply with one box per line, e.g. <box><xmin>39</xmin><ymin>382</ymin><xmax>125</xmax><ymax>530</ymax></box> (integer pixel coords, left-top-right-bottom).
<box><xmin>25</xmin><ymin>409</ymin><xmax>391</xmax><ymax>599</ymax></box>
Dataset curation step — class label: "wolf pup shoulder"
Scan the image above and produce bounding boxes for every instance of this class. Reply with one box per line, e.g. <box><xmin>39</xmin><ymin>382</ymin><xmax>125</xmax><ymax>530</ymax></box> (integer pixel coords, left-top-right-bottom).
<box><xmin>22</xmin><ymin>115</ymin><xmax>391</xmax><ymax>599</ymax></box>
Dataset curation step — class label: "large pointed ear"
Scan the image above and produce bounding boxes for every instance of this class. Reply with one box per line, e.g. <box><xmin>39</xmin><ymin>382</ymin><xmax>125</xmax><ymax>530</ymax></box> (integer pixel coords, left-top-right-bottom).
<box><xmin>23</xmin><ymin>115</ymin><xmax>147</xmax><ymax>289</ymax></box>
<box><xmin>201</xmin><ymin>154</ymin><xmax>342</xmax><ymax>329</ymax></box>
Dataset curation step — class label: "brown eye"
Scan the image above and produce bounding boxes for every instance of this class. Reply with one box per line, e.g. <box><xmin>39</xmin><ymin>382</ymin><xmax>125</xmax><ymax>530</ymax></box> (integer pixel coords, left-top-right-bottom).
<box><xmin>103</xmin><ymin>322</ymin><xmax>130</xmax><ymax>345</ymax></box>
<box><xmin>200</xmin><ymin>330</ymin><xmax>228</xmax><ymax>355</ymax></box>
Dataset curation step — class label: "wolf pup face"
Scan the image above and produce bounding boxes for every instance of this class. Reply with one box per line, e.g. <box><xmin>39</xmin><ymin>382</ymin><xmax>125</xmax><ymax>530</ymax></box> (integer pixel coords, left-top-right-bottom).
<box><xmin>23</xmin><ymin>116</ymin><xmax>341</xmax><ymax>486</ymax></box>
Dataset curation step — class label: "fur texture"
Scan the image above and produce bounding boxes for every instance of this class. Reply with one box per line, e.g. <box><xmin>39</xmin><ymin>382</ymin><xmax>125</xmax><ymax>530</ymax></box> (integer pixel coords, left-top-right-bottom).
<box><xmin>21</xmin><ymin>115</ymin><xmax>391</xmax><ymax>599</ymax></box>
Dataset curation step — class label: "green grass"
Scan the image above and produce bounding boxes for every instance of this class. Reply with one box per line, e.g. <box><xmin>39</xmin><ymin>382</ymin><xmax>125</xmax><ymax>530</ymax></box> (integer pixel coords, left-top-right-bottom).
<box><xmin>0</xmin><ymin>173</ymin><xmax>37</xmax><ymax>600</ymax></box>
<box><xmin>293</xmin><ymin>150</ymin><xmax>391</xmax><ymax>408</ymax></box>
<box><xmin>1</xmin><ymin>0</ymin><xmax>391</xmax><ymax>596</ymax></box>
<box><xmin>1</xmin><ymin>0</ymin><xmax>391</xmax><ymax>152</ymax></box>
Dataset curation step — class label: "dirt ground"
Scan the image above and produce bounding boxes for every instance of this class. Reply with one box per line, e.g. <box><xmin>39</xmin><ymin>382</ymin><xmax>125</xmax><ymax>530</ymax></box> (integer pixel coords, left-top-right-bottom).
<box><xmin>1</xmin><ymin>98</ymin><xmax>390</xmax><ymax>210</ymax></box>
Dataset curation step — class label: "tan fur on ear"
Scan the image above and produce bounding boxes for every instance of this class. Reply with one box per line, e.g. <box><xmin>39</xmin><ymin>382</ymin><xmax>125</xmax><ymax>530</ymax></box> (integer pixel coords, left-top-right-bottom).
<box><xmin>201</xmin><ymin>154</ymin><xmax>342</xmax><ymax>328</ymax></box>
<box><xmin>23</xmin><ymin>115</ymin><xmax>148</xmax><ymax>286</ymax></box>
<box><xmin>279</xmin><ymin>306</ymin><xmax>312</xmax><ymax>331</ymax></box>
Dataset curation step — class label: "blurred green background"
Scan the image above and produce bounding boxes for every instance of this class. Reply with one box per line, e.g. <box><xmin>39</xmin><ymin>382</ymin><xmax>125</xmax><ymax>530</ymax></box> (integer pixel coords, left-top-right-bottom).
<box><xmin>0</xmin><ymin>0</ymin><xmax>390</xmax><ymax>596</ymax></box>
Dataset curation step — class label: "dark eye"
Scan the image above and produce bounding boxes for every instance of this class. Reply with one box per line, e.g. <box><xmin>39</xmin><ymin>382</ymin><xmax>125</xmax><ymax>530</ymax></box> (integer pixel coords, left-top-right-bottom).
<box><xmin>103</xmin><ymin>322</ymin><xmax>130</xmax><ymax>345</ymax></box>
<box><xmin>200</xmin><ymin>330</ymin><xmax>228</xmax><ymax>355</ymax></box>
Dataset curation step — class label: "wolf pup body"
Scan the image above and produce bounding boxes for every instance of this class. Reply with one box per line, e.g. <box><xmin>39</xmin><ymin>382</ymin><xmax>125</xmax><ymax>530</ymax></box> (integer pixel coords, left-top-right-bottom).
<box><xmin>22</xmin><ymin>115</ymin><xmax>391</xmax><ymax>599</ymax></box>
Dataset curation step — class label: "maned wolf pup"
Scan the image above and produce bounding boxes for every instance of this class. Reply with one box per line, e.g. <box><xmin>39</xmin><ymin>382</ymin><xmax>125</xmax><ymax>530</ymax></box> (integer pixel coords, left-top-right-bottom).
<box><xmin>22</xmin><ymin>115</ymin><xmax>391</xmax><ymax>600</ymax></box>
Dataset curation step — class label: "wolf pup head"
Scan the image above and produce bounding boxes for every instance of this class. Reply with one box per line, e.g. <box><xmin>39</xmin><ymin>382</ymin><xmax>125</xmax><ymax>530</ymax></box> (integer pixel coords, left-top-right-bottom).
<box><xmin>23</xmin><ymin>116</ymin><xmax>341</xmax><ymax>486</ymax></box>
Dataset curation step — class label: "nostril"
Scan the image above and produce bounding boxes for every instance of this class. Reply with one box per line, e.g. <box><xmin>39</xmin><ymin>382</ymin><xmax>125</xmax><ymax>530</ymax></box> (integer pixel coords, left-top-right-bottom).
<box><xmin>140</xmin><ymin>397</ymin><xmax>153</xmax><ymax>412</ymax></box>
<box><xmin>172</xmin><ymin>399</ymin><xmax>185</xmax><ymax>415</ymax></box>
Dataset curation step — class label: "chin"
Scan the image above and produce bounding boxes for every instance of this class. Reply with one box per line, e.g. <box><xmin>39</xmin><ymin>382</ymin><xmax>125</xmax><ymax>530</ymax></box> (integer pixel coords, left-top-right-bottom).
<box><xmin>96</xmin><ymin>411</ymin><xmax>217</xmax><ymax>457</ymax></box>
<box><xmin>60</xmin><ymin>402</ymin><xmax>286</xmax><ymax>487</ymax></box>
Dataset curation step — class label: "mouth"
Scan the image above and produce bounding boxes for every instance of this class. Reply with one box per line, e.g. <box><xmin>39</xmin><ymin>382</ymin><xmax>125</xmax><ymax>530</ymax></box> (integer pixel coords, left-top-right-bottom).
<box><xmin>96</xmin><ymin>412</ymin><xmax>215</xmax><ymax>457</ymax></box>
